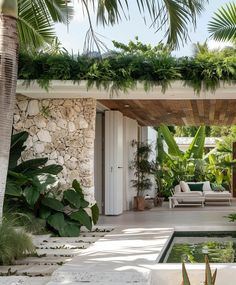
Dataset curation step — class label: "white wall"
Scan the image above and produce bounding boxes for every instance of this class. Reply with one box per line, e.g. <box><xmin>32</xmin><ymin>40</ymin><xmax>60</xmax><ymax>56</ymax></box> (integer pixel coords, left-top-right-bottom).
<box><xmin>123</xmin><ymin>117</ymin><xmax>138</xmax><ymax>210</ymax></box>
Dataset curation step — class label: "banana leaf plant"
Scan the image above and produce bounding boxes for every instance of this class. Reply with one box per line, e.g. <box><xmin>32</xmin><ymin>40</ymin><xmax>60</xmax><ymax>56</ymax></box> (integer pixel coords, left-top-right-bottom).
<box><xmin>158</xmin><ymin>124</ymin><xmax>206</xmax><ymax>185</ymax></box>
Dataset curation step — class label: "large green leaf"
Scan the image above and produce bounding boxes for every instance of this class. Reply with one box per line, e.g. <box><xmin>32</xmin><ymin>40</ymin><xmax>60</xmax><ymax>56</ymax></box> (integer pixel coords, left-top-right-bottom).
<box><xmin>17</xmin><ymin>0</ymin><xmax>73</xmax><ymax>49</ymax></box>
<box><xmin>159</xmin><ymin>124</ymin><xmax>182</xmax><ymax>157</ymax></box>
<box><xmin>24</xmin><ymin>186</ymin><xmax>40</xmax><ymax>206</ymax></box>
<box><xmin>208</xmin><ymin>2</ymin><xmax>236</xmax><ymax>42</ymax></box>
<box><xmin>9</xmin><ymin>131</ymin><xmax>28</xmax><ymax>169</ymax></box>
<box><xmin>31</xmin><ymin>174</ymin><xmax>57</xmax><ymax>194</ymax></box>
<box><xmin>91</xmin><ymin>203</ymin><xmax>99</xmax><ymax>225</ymax></box>
<box><xmin>72</xmin><ymin>180</ymin><xmax>84</xmax><ymax>199</ymax></box>
<box><xmin>63</xmin><ymin>189</ymin><xmax>81</xmax><ymax>208</ymax></box>
<box><xmin>13</xmin><ymin>158</ymin><xmax>48</xmax><ymax>174</ymax></box>
<box><xmin>96</xmin><ymin>0</ymin><xmax>206</xmax><ymax>48</ymax></box>
<box><xmin>7</xmin><ymin>170</ymin><xmax>28</xmax><ymax>185</ymax></box>
<box><xmin>39</xmin><ymin>206</ymin><xmax>51</xmax><ymax>219</ymax></box>
<box><xmin>42</xmin><ymin>197</ymin><xmax>64</xmax><ymax>211</ymax></box>
<box><xmin>59</xmin><ymin>223</ymin><xmax>80</xmax><ymax>237</ymax></box>
<box><xmin>5</xmin><ymin>180</ymin><xmax>22</xmax><ymax>197</ymax></box>
<box><xmin>70</xmin><ymin>209</ymin><xmax>92</xmax><ymax>231</ymax></box>
<box><xmin>184</xmin><ymin>126</ymin><xmax>205</xmax><ymax>159</ymax></box>
<box><xmin>47</xmin><ymin>212</ymin><xmax>65</xmax><ymax>232</ymax></box>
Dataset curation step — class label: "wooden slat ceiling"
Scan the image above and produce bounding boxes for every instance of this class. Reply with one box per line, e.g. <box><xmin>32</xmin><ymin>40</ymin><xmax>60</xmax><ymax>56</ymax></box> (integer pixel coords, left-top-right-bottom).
<box><xmin>98</xmin><ymin>99</ymin><xmax>236</xmax><ymax>126</ymax></box>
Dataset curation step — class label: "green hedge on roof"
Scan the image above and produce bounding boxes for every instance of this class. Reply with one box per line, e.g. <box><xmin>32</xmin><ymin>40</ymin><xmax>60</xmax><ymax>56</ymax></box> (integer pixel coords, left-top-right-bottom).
<box><xmin>18</xmin><ymin>44</ymin><xmax>236</xmax><ymax>93</ymax></box>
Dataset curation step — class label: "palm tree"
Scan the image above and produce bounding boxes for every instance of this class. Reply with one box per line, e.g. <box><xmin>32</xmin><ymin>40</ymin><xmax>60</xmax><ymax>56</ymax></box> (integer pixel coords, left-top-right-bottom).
<box><xmin>0</xmin><ymin>0</ymin><xmax>207</xmax><ymax>221</ymax></box>
<box><xmin>84</xmin><ymin>0</ymin><xmax>207</xmax><ymax>51</ymax></box>
<box><xmin>0</xmin><ymin>0</ymin><xmax>73</xmax><ymax>222</ymax></box>
<box><xmin>208</xmin><ymin>2</ymin><xmax>236</xmax><ymax>42</ymax></box>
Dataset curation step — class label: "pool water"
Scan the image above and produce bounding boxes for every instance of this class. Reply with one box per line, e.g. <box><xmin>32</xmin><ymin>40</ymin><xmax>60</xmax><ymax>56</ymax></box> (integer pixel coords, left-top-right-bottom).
<box><xmin>159</xmin><ymin>231</ymin><xmax>236</xmax><ymax>263</ymax></box>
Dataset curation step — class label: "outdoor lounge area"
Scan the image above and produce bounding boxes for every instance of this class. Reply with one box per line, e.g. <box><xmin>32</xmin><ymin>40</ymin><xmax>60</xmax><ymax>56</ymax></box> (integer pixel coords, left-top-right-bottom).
<box><xmin>2</xmin><ymin>1</ymin><xmax>236</xmax><ymax>284</ymax></box>
<box><xmin>169</xmin><ymin>181</ymin><xmax>232</xmax><ymax>208</ymax></box>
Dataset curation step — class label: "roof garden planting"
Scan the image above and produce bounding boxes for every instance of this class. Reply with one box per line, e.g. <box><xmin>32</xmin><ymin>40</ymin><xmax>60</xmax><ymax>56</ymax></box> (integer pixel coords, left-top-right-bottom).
<box><xmin>18</xmin><ymin>40</ymin><xmax>236</xmax><ymax>93</ymax></box>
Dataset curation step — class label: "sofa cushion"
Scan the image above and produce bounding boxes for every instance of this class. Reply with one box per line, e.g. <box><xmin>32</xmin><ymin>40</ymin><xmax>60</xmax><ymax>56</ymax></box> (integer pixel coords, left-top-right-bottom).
<box><xmin>202</xmin><ymin>181</ymin><xmax>212</xmax><ymax>191</ymax></box>
<box><xmin>180</xmin><ymin>181</ymin><xmax>190</xmax><ymax>192</ymax></box>
<box><xmin>188</xmin><ymin>183</ymin><xmax>204</xmax><ymax>192</ymax></box>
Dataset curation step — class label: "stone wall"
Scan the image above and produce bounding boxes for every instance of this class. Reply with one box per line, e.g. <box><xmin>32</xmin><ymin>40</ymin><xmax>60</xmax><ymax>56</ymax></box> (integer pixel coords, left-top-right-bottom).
<box><xmin>13</xmin><ymin>95</ymin><xmax>96</xmax><ymax>204</ymax></box>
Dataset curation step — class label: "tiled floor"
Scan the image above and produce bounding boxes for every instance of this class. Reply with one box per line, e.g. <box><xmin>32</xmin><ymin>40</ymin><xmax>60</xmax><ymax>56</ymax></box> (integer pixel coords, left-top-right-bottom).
<box><xmin>98</xmin><ymin>200</ymin><xmax>236</xmax><ymax>229</ymax></box>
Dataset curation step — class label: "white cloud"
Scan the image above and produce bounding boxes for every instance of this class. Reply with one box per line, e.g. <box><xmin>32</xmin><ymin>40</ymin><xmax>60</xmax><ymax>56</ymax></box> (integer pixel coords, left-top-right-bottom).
<box><xmin>207</xmin><ymin>39</ymin><xmax>233</xmax><ymax>51</ymax></box>
<box><xmin>71</xmin><ymin>0</ymin><xmax>96</xmax><ymax>24</ymax></box>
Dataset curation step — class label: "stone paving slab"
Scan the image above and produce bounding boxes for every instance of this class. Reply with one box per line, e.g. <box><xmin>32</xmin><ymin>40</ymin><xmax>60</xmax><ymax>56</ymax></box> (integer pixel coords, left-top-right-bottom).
<box><xmin>0</xmin><ymin>265</ymin><xmax>58</xmax><ymax>276</ymax></box>
<box><xmin>15</xmin><ymin>256</ymin><xmax>72</xmax><ymax>266</ymax></box>
<box><xmin>0</xmin><ymin>276</ymin><xmax>50</xmax><ymax>285</ymax></box>
<box><xmin>35</xmin><ymin>242</ymin><xmax>90</xmax><ymax>249</ymax></box>
<box><xmin>36</xmin><ymin>247</ymin><xmax>89</xmax><ymax>256</ymax></box>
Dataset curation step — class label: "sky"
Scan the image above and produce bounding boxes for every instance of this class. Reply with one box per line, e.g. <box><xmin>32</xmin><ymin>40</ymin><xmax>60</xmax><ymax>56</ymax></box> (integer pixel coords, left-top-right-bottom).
<box><xmin>55</xmin><ymin>0</ymin><xmax>231</xmax><ymax>57</ymax></box>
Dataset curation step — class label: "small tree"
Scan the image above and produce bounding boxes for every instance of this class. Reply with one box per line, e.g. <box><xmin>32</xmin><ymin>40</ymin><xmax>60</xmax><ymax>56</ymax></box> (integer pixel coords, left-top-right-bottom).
<box><xmin>130</xmin><ymin>141</ymin><xmax>154</xmax><ymax>211</ymax></box>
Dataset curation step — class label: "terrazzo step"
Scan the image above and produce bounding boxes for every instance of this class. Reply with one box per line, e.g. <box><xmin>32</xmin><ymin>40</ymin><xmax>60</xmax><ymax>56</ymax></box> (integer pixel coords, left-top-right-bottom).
<box><xmin>48</xmin><ymin>267</ymin><xmax>151</xmax><ymax>284</ymax></box>
<box><xmin>36</xmin><ymin>248</ymin><xmax>88</xmax><ymax>256</ymax></box>
<box><xmin>15</xmin><ymin>256</ymin><xmax>71</xmax><ymax>266</ymax></box>
<box><xmin>0</xmin><ymin>276</ymin><xmax>50</xmax><ymax>285</ymax></box>
<box><xmin>0</xmin><ymin>265</ymin><xmax>58</xmax><ymax>276</ymax></box>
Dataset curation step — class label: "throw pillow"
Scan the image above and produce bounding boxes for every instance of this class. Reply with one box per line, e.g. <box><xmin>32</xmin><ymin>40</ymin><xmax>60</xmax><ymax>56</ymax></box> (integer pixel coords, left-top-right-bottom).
<box><xmin>211</xmin><ymin>183</ymin><xmax>226</xmax><ymax>192</ymax></box>
<box><xmin>188</xmin><ymin>183</ymin><xmax>204</xmax><ymax>191</ymax></box>
<box><xmin>180</xmin><ymin>181</ymin><xmax>190</xmax><ymax>192</ymax></box>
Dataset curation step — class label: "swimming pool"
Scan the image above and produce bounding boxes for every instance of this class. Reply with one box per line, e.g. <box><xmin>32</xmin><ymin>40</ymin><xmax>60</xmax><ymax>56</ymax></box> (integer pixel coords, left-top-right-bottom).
<box><xmin>159</xmin><ymin>231</ymin><xmax>236</xmax><ymax>263</ymax></box>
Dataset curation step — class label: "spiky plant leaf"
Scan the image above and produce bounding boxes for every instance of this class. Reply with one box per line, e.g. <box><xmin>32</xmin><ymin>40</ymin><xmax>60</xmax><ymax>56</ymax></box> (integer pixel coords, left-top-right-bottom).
<box><xmin>159</xmin><ymin>124</ymin><xmax>182</xmax><ymax>157</ymax></box>
<box><xmin>181</xmin><ymin>262</ymin><xmax>191</xmax><ymax>285</ymax></box>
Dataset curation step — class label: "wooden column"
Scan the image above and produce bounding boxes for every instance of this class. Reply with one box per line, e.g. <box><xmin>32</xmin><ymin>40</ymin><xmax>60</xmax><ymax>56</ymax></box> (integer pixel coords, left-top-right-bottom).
<box><xmin>233</xmin><ymin>142</ymin><xmax>236</xmax><ymax>197</ymax></box>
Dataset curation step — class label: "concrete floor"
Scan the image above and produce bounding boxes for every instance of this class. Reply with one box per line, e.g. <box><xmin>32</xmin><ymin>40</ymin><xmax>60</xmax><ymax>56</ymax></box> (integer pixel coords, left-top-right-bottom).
<box><xmin>98</xmin><ymin>201</ymin><xmax>236</xmax><ymax>229</ymax></box>
<box><xmin>47</xmin><ymin>201</ymin><xmax>236</xmax><ymax>285</ymax></box>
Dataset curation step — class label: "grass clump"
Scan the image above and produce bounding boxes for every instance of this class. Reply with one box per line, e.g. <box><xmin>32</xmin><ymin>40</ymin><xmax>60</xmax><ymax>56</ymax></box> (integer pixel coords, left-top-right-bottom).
<box><xmin>0</xmin><ymin>220</ymin><xmax>35</xmax><ymax>265</ymax></box>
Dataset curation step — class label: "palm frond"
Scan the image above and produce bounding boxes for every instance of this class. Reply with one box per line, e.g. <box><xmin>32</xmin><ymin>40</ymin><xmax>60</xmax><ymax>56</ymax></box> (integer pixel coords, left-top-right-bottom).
<box><xmin>17</xmin><ymin>0</ymin><xmax>73</xmax><ymax>49</ymax></box>
<box><xmin>93</xmin><ymin>0</ymin><xmax>206</xmax><ymax>48</ymax></box>
<box><xmin>208</xmin><ymin>2</ymin><xmax>236</xmax><ymax>42</ymax></box>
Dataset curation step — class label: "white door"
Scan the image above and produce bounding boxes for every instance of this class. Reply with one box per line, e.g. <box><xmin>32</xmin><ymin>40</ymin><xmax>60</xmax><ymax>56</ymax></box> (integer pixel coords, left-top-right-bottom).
<box><xmin>94</xmin><ymin>113</ymin><xmax>103</xmax><ymax>213</ymax></box>
<box><xmin>105</xmin><ymin>111</ymin><xmax>123</xmax><ymax>215</ymax></box>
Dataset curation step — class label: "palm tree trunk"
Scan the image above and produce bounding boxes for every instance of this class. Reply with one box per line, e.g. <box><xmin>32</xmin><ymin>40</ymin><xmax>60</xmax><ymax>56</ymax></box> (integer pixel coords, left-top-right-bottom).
<box><xmin>0</xmin><ymin>14</ymin><xmax>18</xmax><ymax>222</ymax></box>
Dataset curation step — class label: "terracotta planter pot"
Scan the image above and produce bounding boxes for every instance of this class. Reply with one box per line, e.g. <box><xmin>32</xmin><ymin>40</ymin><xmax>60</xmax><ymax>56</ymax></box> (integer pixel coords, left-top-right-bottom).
<box><xmin>133</xmin><ymin>196</ymin><xmax>145</xmax><ymax>211</ymax></box>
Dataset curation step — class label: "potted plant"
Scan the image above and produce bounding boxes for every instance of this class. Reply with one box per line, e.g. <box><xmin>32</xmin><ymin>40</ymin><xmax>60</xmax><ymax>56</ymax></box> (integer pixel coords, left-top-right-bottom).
<box><xmin>130</xmin><ymin>140</ymin><xmax>153</xmax><ymax>211</ymax></box>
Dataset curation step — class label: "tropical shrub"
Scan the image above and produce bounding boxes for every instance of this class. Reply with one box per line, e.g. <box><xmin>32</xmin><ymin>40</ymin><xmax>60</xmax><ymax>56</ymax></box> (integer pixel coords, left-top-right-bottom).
<box><xmin>18</xmin><ymin>39</ymin><xmax>236</xmax><ymax>93</ymax></box>
<box><xmin>130</xmin><ymin>140</ymin><xmax>154</xmax><ymax>197</ymax></box>
<box><xmin>5</xmin><ymin>132</ymin><xmax>99</xmax><ymax>236</ymax></box>
<box><xmin>156</xmin><ymin>125</ymin><xmax>206</xmax><ymax>196</ymax></box>
<box><xmin>0</xmin><ymin>220</ymin><xmax>35</xmax><ymax>265</ymax></box>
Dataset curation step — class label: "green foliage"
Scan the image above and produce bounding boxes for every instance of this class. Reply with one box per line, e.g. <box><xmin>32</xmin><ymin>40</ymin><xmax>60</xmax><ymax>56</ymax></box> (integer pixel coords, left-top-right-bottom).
<box><xmin>208</xmin><ymin>2</ymin><xmax>236</xmax><ymax>42</ymax></box>
<box><xmin>17</xmin><ymin>0</ymin><xmax>73</xmax><ymax>50</ymax></box>
<box><xmin>182</xmin><ymin>256</ymin><xmax>217</xmax><ymax>285</ymax></box>
<box><xmin>130</xmin><ymin>140</ymin><xmax>154</xmax><ymax>197</ymax></box>
<box><xmin>0</xmin><ymin>220</ymin><xmax>35</xmax><ymax>265</ymax></box>
<box><xmin>5</xmin><ymin>132</ymin><xmax>99</xmax><ymax>236</ymax></box>
<box><xmin>18</xmin><ymin>41</ymin><xmax>236</xmax><ymax>93</ymax></box>
<box><xmin>155</xmin><ymin>125</ymin><xmax>207</xmax><ymax>196</ymax></box>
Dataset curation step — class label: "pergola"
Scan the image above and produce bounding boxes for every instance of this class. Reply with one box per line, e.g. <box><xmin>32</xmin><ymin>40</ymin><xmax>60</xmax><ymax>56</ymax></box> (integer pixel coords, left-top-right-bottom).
<box><xmin>17</xmin><ymin>80</ymin><xmax>236</xmax><ymax>196</ymax></box>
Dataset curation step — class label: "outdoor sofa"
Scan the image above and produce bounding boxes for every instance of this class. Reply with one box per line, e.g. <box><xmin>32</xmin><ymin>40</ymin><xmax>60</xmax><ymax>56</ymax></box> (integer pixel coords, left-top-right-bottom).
<box><xmin>169</xmin><ymin>181</ymin><xmax>232</xmax><ymax>208</ymax></box>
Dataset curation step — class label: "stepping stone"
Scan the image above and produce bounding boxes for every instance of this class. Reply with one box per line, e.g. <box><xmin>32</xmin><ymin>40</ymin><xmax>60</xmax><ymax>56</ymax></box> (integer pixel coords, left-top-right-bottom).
<box><xmin>36</xmin><ymin>248</ymin><xmax>85</xmax><ymax>257</ymax></box>
<box><xmin>15</xmin><ymin>256</ymin><xmax>71</xmax><ymax>266</ymax></box>
<box><xmin>0</xmin><ymin>276</ymin><xmax>50</xmax><ymax>285</ymax></box>
<box><xmin>35</xmin><ymin>242</ymin><xmax>90</xmax><ymax>249</ymax></box>
<box><xmin>0</xmin><ymin>265</ymin><xmax>58</xmax><ymax>277</ymax></box>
